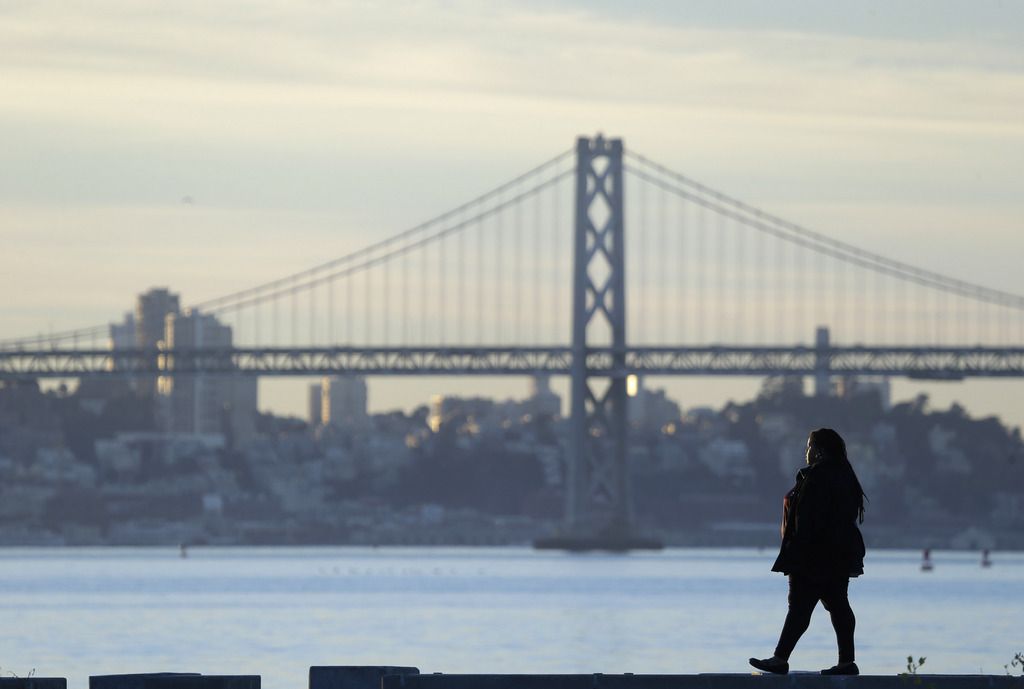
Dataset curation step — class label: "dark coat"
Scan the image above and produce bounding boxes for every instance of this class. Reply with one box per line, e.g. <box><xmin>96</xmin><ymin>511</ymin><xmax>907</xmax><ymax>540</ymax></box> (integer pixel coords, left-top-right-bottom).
<box><xmin>772</xmin><ymin>459</ymin><xmax>865</xmax><ymax>579</ymax></box>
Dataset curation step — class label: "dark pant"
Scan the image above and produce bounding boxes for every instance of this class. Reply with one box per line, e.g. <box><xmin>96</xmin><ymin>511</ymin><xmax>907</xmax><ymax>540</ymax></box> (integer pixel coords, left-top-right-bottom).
<box><xmin>774</xmin><ymin>573</ymin><xmax>856</xmax><ymax>663</ymax></box>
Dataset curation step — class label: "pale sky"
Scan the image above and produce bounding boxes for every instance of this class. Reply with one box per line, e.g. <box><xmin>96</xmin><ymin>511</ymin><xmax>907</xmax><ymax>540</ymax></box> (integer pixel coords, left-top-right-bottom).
<box><xmin>1</xmin><ymin>1</ymin><xmax>1022</xmax><ymax>426</ymax></box>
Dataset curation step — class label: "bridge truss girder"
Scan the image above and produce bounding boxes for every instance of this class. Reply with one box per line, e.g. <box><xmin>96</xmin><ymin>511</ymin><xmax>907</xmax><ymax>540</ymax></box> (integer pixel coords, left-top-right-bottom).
<box><xmin>2</xmin><ymin>346</ymin><xmax>1024</xmax><ymax>378</ymax></box>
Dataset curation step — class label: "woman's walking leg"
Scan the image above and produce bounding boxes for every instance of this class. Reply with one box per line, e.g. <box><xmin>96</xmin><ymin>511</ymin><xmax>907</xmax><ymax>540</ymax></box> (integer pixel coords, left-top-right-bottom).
<box><xmin>774</xmin><ymin>574</ymin><xmax>818</xmax><ymax>661</ymax></box>
<box><xmin>821</xmin><ymin>577</ymin><xmax>856</xmax><ymax>663</ymax></box>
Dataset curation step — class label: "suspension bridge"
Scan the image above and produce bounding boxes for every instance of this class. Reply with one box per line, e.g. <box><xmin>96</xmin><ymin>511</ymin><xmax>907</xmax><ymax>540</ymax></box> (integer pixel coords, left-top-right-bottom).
<box><xmin>2</xmin><ymin>134</ymin><xmax>1022</xmax><ymax>548</ymax></box>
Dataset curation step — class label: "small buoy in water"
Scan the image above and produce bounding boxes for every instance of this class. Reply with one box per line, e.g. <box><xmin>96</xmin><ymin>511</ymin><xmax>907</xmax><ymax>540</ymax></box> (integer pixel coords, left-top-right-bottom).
<box><xmin>920</xmin><ymin>548</ymin><xmax>934</xmax><ymax>572</ymax></box>
<box><xmin>981</xmin><ymin>549</ymin><xmax>992</xmax><ymax>568</ymax></box>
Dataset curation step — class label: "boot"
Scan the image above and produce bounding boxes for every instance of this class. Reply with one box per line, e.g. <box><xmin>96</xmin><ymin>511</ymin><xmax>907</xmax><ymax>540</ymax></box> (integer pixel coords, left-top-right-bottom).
<box><xmin>821</xmin><ymin>661</ymin><xmax>859</xmax><ymax>675</ymax></box>
<box><xmin>749</xmin><ymin>656</ymin><xmax>789</xmax><ymax>674</ymax></box>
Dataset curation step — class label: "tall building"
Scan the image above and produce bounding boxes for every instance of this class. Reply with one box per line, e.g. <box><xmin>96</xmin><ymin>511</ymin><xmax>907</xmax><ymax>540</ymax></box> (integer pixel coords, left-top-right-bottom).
<box><xmin>158</xmin><ymin>308</ymin><xmax>257</xmax><ymax>446</ymax></box>
<box><xmin>308</xmin><ymin>383</ymin><xmax>323</xmax><ymax>428</ymax></box>
<box><xmin>75</xmin><ymin>311</ymin><xmax>137</xmax><ymax>403</ymax></box>
<box><xmin>835</xmin><ymin>375</ymin><xmax>892</xmax><ymax>409</ymax></box>
<box><xmin>107</xmin><ymin>311</ymin><xmax>136</xmax><ymax>380</ymax></box>
<box><xmin>136</xmin><ymin>287</ymin><xmax>180</xmax><ymax>348</ymax></box>
<box><xmin>528</xmin><ymin>374</ymin><xmax>561</xmax><ymax>418</ymax></box>
<box><xmin>628</xmin><ymin>376</ymin><xmax>681</xmax><ymax>432</ymax></box>
<box><xmin>227</xmin><ymin>377</ymin><xmax>259</xmax><ymax>447</ymax></box>
<box><xmin>135</xmin><ymin>288</ymin><xmax>180</xmax><ymax>397</ymax></box>
<box><xmin>321</xmin><ymin>376</ymin><xmax>369</xmax><ymax>429</ymax></box>
<box><xmin>109</xmin><ymin>311</ymin><xmax>136</xmax><ymax>350</ymax></box>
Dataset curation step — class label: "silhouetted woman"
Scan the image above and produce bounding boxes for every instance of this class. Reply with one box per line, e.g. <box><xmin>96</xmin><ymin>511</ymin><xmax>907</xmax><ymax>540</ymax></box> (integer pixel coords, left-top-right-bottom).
<box><xmin>749</xmin><ymin>427</ymin><xmax>866</xmax><ymax>676</ymax></box>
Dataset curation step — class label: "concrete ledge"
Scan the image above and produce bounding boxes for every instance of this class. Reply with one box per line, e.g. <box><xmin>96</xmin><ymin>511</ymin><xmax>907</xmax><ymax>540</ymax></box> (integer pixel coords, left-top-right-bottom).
<box><xmin>309</xmin><ymin>667</ymin><xmax>419</xmax><ymax>689</ymax></box>
<box><xmin>0</xmin><ymin>678</ymin><xmax>67</xmax><ymax>689</ymax></box>
<box><xmin>90</xmin><ymin>677</ymin><xmax>258</xmax><ymax>689</ymax></box>
<box><xmin>382</xmin><ymin>673</ymin><xmax>1024</xmax><ymax>689</ymax></box>
<box><xmin>91</xmin><ymin>674</ymin><xmax>202</xmax><ymax>689</ymax></box>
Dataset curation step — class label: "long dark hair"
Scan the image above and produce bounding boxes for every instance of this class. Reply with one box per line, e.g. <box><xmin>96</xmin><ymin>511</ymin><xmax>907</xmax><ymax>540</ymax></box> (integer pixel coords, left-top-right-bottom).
<box><xmin>809</xmin><ymin>427</ymin><xmax>867</xmax><ymax>523</ymax></box>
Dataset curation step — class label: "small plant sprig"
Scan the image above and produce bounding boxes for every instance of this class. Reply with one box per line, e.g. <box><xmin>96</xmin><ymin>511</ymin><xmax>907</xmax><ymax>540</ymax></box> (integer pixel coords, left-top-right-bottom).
<box><xmin>904</xmin><ymin>656</ymin><xmax>927</xmax><ymax>675</ymax></box>
<box><xmin>1006</xmin><ymin>652</ymin><xmax>1023</xmax><ymax>676</ymax></box>
<box><xmin>899</xmin><ymin>656</ymin><xmax>932</xmax><ymax>689</ymax></box>
<box><xmin>2</xmin><ymin>668</ymin><xmax>36</xmax><ymax>678</ymax></box>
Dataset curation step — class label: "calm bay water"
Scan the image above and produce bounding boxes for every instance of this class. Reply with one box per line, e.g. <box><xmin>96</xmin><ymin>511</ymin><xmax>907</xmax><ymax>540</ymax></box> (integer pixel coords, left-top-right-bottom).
<box><xmin>1</xmin><ymin>547</ymin><xmax>1020</xmax><ymax>687</ymax></box>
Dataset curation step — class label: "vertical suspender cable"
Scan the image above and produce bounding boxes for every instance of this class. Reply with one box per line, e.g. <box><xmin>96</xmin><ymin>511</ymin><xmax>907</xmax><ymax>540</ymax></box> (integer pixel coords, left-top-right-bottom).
<box><xmin>717</xmin><ymin>209</ymin><xmax>727</xmax><ymax>344</ymax></box>
<box><xmin>439</xmin><ymin>233</ymin><xmax>446</xmax><ymax>346</ymax></box>
<box><xmin>252</xmin><ymin>296</ymin><xmax>259</xmax><ymax>348</ymax></box>
<box><xmin>496</xmin><ymin>194</ymin><xmax>503</xmax><ymax>344</ymax></box>
<box><xmin>696</xmin><ymin>200</ymin><xmax>705</xmax><ymax>344</ymax></box>
<box><xmin>774</xmin><ymin>229</ymin><xmax>784</xmax><ymax>344</ymax></box>
<box><xmin>983</xmin><ymin>296</ymin><xmax>991</xmax><ymax>341</ymax></box>
<box><xmin>658</xmin><ymin>181</ymin><xmax>668</xmax><ymax>344</ymax></box>
<box><xmin>421</xmin><ymin>233</ymin><xmax>428</xmax><ymax>345</ymax></box>
<box><xmin>383</xmin><ymin>242</ymin><xmax>391</xmax><ymax>346</ymax></box>
<box><xmin>959</xmin><ymin>292</ymin><xmax>967</xmax><ymax>346</ymax></box>
<box><xmin>851</xmin><ymin>260</ymin><xmax>861</xmax><ymax>344</ymax></box>
<box><xmin>345</xmin><ymin>274</ymin><xmax>352</xmax><ymax>346</ymax></box>
<box><xmin>1011</xmin><ymin>300</ymin><xmax>1019</xmax><ymax>346</ymax></box>
<box><xmin>874</xmin><ymin>268</ymin><xmax>883</xmax><ymax>345</ymax></box>
<box><xmin>273</xmin><ymin>293</ymin><xmax>280</xmax><ymax>348</ymax></box>
<box><xmin>514</xmin><ymin>193</ymin><xmax>522</xmax><ymax>344</ymax></box>
<box><xmin>639</xmin><ymin>178</ymin><xmax>648</xmax><ymax>343</ymax></box>
<box><xmin>753</xmin><ymin>214</ymin><xmax>763</xmax><ymax>345</ymax></box>
<box><xmin>897</xmin><ymin>273</ymin><xmax>906</xmax><ymax>346</ymax></box>
<box><xmin>783</xmin><ymin>232</ymin><xmax>792</xmax><ymax>344</ymax></box>
<box><xmin>239</xmin><ymin>298</ymin><xmax>247</xmax><ymax>346</ymax></box>
<box><xmin>736</xmin><ymin>215</ymin><xmax>746</xmax><ymax>344</ymax></box>
<box><xmin>401</xmin><ymin>244</ymin><xmax>408</xmax><ymax>345</ymax></box>
<box><xmin>365</xmin><ymin>260</ymin><xmax>372</xmax><ymax>346</ymax></box>
<box><xmin>988</xmin><ymin>298</ymin><xmax>995</xmax><ymax>344</ymax></box>
<box><xmin>833</xmin><ymin>254</ymin><xmax>843</xmax><ymax>344</ymax></box>
<box><xmin>865</xmin><ymin>264</ymin><xmax>873</xmax><ymax>343</ymax></box>
<box><xmin>1000</xmin><ymin>298</ymin><xmax>1009</xmax><ymax>345</ymax></box>
<box><xmin>291</xmin><ymin>282</ymin><xmax>298</xmax><ymax>347</ymax></box>
<box><xmin>794</xmin><ymin>239</ymin><xmax>804</xmax><ymax>345</ymax></box>
<box><xmin>913</xmin><ymin>280</ymin><xmax>922</xmax><ymax>345</ymax></box>
<box><xmin>987</xmin><ymin>298</ymin><xmax>995</xmax><ymax>345</ymax></box>
<box><xmin>793</xmin><ymin>240</ymin><xmax>802</xmax><ymax>344</ymax></box>
<box><xmin>842</xmin><ymin>256</ymin><xmax>850</xmax><ymax>343</ymax></box>
<box><xmin>478</xmin><ymin>210</ymin><xmax>485</xmax><ymax>345</ymax></box>
<box><xmin>557</xmin><ymin>166</ymin><xmax>565</xmax><ymax>343</ymax></box>
<box><xmin>678</xmin><ymin>197</ymin><xmax>687</xmax><ymax>344</ymax></box>
<box><xmin>534</xmin><ymin>174</ymin><xmax>542</xmax><ymax>344</ymax></box>
<box><xmin>458</xmin><ymin>210</ymin><xmax>465</xmax><ymax>345</ymax></box>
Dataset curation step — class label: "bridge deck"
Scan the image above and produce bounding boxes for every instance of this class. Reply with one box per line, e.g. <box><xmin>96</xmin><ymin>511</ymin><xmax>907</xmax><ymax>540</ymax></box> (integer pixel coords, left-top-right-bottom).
<box><xmin>0</xmin><ymin>346</ymin><xmax>1022</xmax><ymax>379</ymax></box>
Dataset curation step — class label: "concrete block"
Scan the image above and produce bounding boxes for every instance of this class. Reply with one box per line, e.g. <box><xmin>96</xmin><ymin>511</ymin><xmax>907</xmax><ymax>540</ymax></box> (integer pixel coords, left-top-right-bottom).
<box><xmin>310</xmin><ymin>666</ymin><xmax>419</xmax><ymax>689</ymax></box>
<box><xmin>0</xmin><ymin>678</ymin><xmax>67</xmax><ymax>689</ymax></box>
<box><xmin>91</xmin><ymin>674</ymin><xmax>201</xmax><ymax>689</ymax></box>
<box><xmin>381</xmin><ymin>673</ymin><xmax>1024</xmax><ymax>689</ymax></box>
<box><xmin>91</xmin><ymin>676</ymin><xmax>258</xmax><ymax>689</ymax></box>
<box><xmin>141</xmin><ymin>677</ymin><xmax>259</xmax><ymax>689</ymax></box>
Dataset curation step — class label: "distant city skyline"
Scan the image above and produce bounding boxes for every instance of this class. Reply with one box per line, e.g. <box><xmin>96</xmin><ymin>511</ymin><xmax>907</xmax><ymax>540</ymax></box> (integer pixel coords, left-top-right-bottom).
<box><xmin>2</xmin><ymin>1</ymin><xmax>1022</xmax><ymax>426</ymax></box>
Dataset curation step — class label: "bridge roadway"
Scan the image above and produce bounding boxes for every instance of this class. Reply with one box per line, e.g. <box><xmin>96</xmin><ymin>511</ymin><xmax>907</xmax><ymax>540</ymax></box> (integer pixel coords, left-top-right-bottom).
<box><xmin>1</xmin><ymin>345</ymin><xmax>1022</xmax><ymax>379</ymax></box>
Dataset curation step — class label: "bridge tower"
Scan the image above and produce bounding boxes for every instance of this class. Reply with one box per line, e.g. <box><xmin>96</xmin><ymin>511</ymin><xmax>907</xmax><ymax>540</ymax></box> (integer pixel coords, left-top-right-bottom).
<box><xmin>537</xmin><ymin>134</ymin><xmax>660</xmax><ymax>551</ymax></box>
